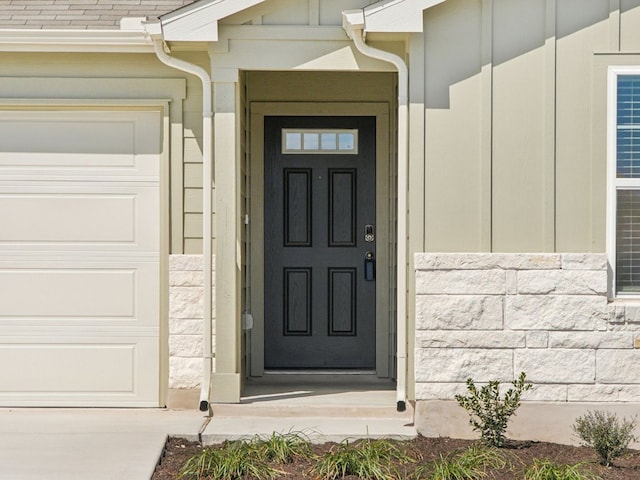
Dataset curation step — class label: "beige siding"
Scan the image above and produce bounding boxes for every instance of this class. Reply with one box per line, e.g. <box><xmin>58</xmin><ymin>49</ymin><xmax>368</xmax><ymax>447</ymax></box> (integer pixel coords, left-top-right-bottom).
<box><xmin>555</xmin><ymin>1</ymin><xmax>609</xmax><ymax>252</ymax></box>
<box><xmin>492</xmin><ymin>0</ymin><xmax>547</xmax><ymax>252</ymax></box>
<box><xmin>621</xmin><ymin>1</ymin><xmax>640</xmax><ymax>50</ymax></box>
<box><xmin>424</xmin><ymin>0</ymin><xmax>483</xmax><ymax>251</ymax></box>
<box><xmin>420</xmin><ymin>0</ymin><xmax>640</xmax><ymax>254</ymax></box>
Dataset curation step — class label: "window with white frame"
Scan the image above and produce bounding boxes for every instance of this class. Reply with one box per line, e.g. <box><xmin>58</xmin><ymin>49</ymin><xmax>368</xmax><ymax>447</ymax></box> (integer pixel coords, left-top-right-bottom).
<box><xmin>609</xmin><ymin>68</ymin><xmax>640</xmax><ymax>295</ymax></box>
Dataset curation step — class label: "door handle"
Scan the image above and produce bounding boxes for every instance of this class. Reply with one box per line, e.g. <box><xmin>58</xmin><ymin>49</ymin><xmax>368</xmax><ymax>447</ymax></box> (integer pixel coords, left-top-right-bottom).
<box><xmin>364</xmin><ymin>251</ymin><xmax>375</xmax><ymax>281</ymax></box>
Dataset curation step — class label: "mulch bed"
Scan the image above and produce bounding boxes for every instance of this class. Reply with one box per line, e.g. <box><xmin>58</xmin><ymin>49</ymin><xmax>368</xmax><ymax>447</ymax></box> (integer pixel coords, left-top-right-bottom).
<box><xmin>152</xmin><ymin>436</ymin><xmax>640</xmax><ymax>480</ymax></box>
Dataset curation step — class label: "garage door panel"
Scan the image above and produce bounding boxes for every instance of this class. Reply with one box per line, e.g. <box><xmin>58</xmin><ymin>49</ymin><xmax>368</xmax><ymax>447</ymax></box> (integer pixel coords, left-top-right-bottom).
<box><xmin>0</xmin><ymin>336</ymin><xmax>158</xmax><ymax>406</ymax></box>
<box><xmin>0</xmin><ymin>261</ymin><xmax>159</xmax><ymax>327</ymax></box>
<box><xmin>0</xmin><ymin>194</ymin><xmax>135</xmax><ymax>243</ymax></box>
<box><xmin>0</xmin><ymin>110</ymin><xmax>161</xmax><ymax>177</ymax></box>
<box><xmin>0</xmin><ymin>185</ymin><xmax>159</xmax><ymax>252</ymax></box>
<box><xmin>0</xmin><ymin>107</ymin><xmax>161</xmax><ymax>407</ymax></box>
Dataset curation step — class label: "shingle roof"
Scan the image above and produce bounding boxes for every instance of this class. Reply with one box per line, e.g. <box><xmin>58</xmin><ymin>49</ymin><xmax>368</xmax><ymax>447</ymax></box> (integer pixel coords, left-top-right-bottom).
<box><xmin>0</xmin><ymin>1</ymin><xmax>197</xmax><ymax>30</ymax></box>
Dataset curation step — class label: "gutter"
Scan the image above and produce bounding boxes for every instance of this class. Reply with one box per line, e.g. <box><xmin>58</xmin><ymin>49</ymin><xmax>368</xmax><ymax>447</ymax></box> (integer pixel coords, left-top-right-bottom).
<box><xmin>144</xmin><ymin>22</ymin><xmax>214</xmax><ymax>412</ymax></box>
<box><xmin>342</xmin><ymin>10</ymin><xmax>409</xmax><ymax>412</ymax></box>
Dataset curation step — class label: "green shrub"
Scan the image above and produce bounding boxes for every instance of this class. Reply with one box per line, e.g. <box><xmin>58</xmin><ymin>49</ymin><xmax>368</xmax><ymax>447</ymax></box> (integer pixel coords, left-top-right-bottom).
<box><xmin>572</xmin><ymin>410</ymin><xmax>637</xmax><ymax>466</ymax></box>
<box><xmin>454</xmin><ymin>372</ymin><xmax>533</xmax><ymax>447</ymax></box>
<box><xmin>414</xmin><ymin>444</ymin><xmax>506</xmax><ymax>480</ymax></box>
<box><xmin>312</xmin><ymin>438</ymin><xmax>412</xmax><ymax>480</ymax></box>
<box><xmin>523</xmin><ymin>459</ymin><xmax>601</xmax><ymax>480</ymax></box>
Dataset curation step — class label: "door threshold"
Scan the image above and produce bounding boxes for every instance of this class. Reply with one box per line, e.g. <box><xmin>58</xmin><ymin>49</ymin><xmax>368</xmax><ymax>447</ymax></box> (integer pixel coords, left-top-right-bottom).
<box><xmin>263</xmin><ymin>370</ymin><xmax>376</xmax><ymax>375</ymax></box>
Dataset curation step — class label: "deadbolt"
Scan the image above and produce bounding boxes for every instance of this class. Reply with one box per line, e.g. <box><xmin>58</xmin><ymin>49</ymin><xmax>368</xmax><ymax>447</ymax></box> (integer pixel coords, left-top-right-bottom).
<box><xmin>365</xmin><ymin>224</ymin><xmax>375</xmax><ymax>242</ymax></box>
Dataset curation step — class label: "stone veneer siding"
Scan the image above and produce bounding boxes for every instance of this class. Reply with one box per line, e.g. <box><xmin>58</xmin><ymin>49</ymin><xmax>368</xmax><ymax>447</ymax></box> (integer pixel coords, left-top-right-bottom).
<box><xmin>414</xmin><ymin>253</ymin><xmax>640</xmax><ymax>402</ymax></box>
<box><xmin>169</xmin><ymin>255</ymin><xmax>215</xmax><ymax>389</ymax></box>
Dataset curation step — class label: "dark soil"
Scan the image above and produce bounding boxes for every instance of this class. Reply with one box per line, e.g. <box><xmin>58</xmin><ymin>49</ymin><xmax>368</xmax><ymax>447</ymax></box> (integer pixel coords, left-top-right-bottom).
<box><xmin>152</xmin><ymin>436</ymin><xmax>640</xmax><ymax>480</ymax></box>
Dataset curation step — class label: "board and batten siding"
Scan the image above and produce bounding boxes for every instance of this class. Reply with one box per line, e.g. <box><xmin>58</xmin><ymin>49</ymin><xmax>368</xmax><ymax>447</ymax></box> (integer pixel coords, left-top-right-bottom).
<box><xmin>420</xmin><ymin>0</ymin><xmax>640</xmax><ymax>253</ymax></box>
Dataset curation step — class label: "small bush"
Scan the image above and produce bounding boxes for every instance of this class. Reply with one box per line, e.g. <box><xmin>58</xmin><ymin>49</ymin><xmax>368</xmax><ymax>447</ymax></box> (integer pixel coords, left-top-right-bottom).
<box><xmin>454</xmin><ymin>372</ymin><xmax>533</xmax><ymax>447</ymax></box>
<box><xmin>312</xmin><ymin>438</ymin><xmax>412</xmax><ymax>480</ymax></box>
<box><xmin>523</xmin><ymin>459</ymin><xmax>601</xmax><ymax>480</ymax></box>
<box><xmin>414</xmin><ymin>444</ymin><xmax>506</xmax><ymax>480</ymax></box>
<box><xmin>572</xmin><ymin>410</ymin><xmax>637</xmax><ymax>466</ymax></box>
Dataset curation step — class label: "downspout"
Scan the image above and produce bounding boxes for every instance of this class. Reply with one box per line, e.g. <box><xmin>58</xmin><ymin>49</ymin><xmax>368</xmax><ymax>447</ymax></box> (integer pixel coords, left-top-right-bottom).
<box><xmin>343</xmin><ymin>11</ymin><xmax>409</xmax><ymax>412</ymax></box>
<box><xmin>144</xmin><ymin>23</ymin><xmax>214</xmax><ymax>412</ymax></box>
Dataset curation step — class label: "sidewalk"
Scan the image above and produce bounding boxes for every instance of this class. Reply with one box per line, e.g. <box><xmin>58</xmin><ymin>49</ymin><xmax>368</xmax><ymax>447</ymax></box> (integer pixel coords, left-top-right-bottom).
<box><xmin>0</xmin><ymin>408</ymin><xmax>206</xmax><ymax>480</ymax></box>
<box><xmin>0</xmin><ymin>378</ymin><xmax>415</xmax><ymax>479</ymax></box>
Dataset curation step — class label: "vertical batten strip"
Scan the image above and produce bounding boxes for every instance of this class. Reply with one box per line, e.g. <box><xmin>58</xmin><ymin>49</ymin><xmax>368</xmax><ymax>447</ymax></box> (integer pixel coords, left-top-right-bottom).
<box><xmin>544</xmin><ymin>0</ymin><xmax>557</xmax><ymax>252</ymax></box>
<box><xmin>481</xmin><ymin>0</ymin><xmax>493</xmax><ymax>251</ymax></box>
<box><xmin>609</xmin><ymin>0</ymin><xmax>621</xmax><ymax>52</ymax></box>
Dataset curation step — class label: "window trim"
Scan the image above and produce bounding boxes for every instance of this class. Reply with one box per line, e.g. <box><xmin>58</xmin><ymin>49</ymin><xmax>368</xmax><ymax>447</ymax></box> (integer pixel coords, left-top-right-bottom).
<box><xmin>607</xmin><ymin>66</ymin><xmax>640</xmax><ymax>298</ymax></box>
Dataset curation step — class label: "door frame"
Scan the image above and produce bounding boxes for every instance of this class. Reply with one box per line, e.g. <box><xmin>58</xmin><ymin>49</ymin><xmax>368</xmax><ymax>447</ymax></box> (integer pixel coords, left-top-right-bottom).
<box><xmin>248</xmin><ymin>102</ymin><xmax>392</xmax><ymax>378</ymax></box>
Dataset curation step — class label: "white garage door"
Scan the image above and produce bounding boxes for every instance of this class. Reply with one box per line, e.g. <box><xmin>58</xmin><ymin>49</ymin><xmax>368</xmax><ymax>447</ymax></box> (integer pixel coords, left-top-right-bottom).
<box><xmin>0</xmin><ymin>108</ymin><xmax>161</xmax><ymax>406</ymax></box>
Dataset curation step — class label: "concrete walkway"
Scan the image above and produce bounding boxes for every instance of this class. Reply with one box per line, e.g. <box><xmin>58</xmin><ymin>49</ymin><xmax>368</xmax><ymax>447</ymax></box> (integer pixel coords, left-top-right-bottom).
<box><xmin>0</xmin><ymin>408</ymin><xmax>206</xmax><ymax>480</ymax></box>
<box><xmin>0</xmin><ymin>378</ymin><xmax>415</xmax><ymax>479</ymax></box>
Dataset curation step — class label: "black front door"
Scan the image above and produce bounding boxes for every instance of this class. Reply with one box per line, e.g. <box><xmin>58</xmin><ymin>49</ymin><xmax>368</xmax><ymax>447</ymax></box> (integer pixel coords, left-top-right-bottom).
<box><xmin>264</xmin><ymin>116</ymin><xmax>376</xmax><ymax>369</ymax></box>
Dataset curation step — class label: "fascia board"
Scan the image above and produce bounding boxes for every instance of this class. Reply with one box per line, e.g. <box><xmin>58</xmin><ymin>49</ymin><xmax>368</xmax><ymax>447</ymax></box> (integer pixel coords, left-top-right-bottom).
<box><xmin>363</xmin><ymin>0</ymin><xmax>447</xmax><ymax>33</ymax></box>
<box><xmin>0</xmin><ymin>29</ymin><xmax>153</xmax><ymax>53</ymax></box>
<box><xmin>161</xmin><ymin>0</ymin><xmax>266</xmax><ymax>42</ymax></box>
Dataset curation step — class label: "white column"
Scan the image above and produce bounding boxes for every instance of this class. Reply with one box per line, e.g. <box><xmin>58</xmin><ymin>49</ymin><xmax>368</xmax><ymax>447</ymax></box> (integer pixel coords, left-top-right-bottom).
<box><xmin>211</xmin><ymin>70</ymin><xmax>242</xmax><ymax>403</ymax></box>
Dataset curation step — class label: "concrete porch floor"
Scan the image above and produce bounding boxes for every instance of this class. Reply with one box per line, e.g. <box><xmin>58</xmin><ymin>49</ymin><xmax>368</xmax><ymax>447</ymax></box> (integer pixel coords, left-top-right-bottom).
<box><xmin>201</xmin><ymin>373</ymin><xmax>417</xmax><ymax>444</ymax></box>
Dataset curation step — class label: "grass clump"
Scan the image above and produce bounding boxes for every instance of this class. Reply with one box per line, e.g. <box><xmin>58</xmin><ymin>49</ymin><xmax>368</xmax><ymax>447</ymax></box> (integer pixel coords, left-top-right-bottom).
<box><xmin>523</xmin><ymin>459</ymin><xmax>601</xmax><ymax>480</ymax></box>
<box><xmin>312</xmin><ymin>438</ymin><xmax>412</xmax><ymax>480</ymax></box>
<box><xmin>455</xmin><ymin>372</ymin><xmax>533</xmax><ymax>447</ymax></box>
<box><xmin>179</xmin><ymin>440</ymin><xmax>280</xmax><ymax>480</ymax></box>
<box><xmin>251</xmin><ymin>431</ymin><xmax>313</xmax><ymax>463</ymax></box>
<box><xmin>572</xmin><ymin>410</ymin><xmax>637</xmax><ymax>467</ymax></box>
<box><xmin>414</xmin><ymin>444</ymin><xmax>506</xmax><ymax>480</ymax></box>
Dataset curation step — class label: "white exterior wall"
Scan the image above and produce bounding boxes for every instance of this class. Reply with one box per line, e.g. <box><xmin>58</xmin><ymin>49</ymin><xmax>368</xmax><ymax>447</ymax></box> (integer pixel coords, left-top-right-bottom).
<box><xmin>414</xmin><ymin>253</ymin><xmax>640</xmax><ymax>403</ymax></box>
<box><xmin>169</xmin><ymin>254</ymin><xmax>215</xmax><ymax>390</ymax></box>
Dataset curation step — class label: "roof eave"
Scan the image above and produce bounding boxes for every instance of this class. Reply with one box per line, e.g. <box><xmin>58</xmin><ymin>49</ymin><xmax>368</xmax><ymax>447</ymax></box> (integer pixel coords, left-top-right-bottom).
<box><xmin>362</xmin><ymin>0</ymin><xmax>447</xmax><ymax>33</ymax></box>
<box><xmin>160</xmin><ymin>0</ymin><xmax>266</xmax><ymax>42</ymax></box>
<box><xmin>0</xmin><ymin>29</ymin><xmax>154</xmax><ymax>53</ymax></box>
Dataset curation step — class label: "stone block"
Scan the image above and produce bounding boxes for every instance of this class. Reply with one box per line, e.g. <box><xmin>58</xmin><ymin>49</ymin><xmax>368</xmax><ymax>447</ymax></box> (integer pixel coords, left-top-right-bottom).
<box><xmin>521</xmin><ymin>384</ymin><xmax>568</xmax><ymax>402</ymax></box>
<box><xmin>169</xmin><ymin>318</ymin><xmax>203</xmax><ymax>335</ymax></box>
<box><xmin>415</xmin><ymin>330</ymin><xmax>525</xmax><ymax>348</ymax></box>
<box><xmin>597</xmin><ymin>350</ymin><xmax>640</xmax><ymax>383</ymax></box>
<box><xmin>525</xmin><ymin>331</ymin><xmax>549</xmax><ymax>348</ymax></box>
<box><xmin>624</xmin><ymin>305</ymin><xmax>640</xmax><ymax>324</ymax></box>
<box><xmin>415</xmin><ymin>295</ymin><xmax>503</xmax><ymax>330</ymax></box>
<box><xmin>514</xmin><ymin>349</ymin><xmax>595</xmax><ymax>383</ymax></box>
<box><xmin>169</xmin><ymin>334</ymin><xmax>203</xmax><ymax>357</ymax></box>
<box><xmin>170</xmin><ymin>270</ymin><xmax>204</xmax><ymax>287</ymax></box>
<box><xmin>414</xmin><ymin>382</ymin><xmax>467</xmax><ymax>400</ymax></box>
<box><xmin>505</xmin><ymin>296</ymin><xmax>608</xmax><ymax>331</ymax></box>
<box><xmin>506</xmin><ymin>270</ymin><xmax>517</xmax><ymax>294</ymax></box>
<box><xmin>568</xmin><ymin>384</ymin><xmax>640</xmax><ymax>402</ymax></box>
<box><xmin>170</xmin><ymin>254</ymin><xmax>203</xmax><ymax>271</ymax></box>
<box><xmin>549</xmin><ymin>332</ymin><xmax>632</xmax><ymax>349</ymax></box>
<box><xmin>517</xmin><ymin>270</ymin><xmax>607</xmax><ymax>295</ymax></box>
<box><xmin>415</xmin><ymin>348</ymin><xmax>513</xmax><ymax>382</ymax></box>
<box><xmin>414</xmin><ymin>253</ymin><xmax>560</xmax><ymax>271</ymax></box>
<box><xmin>561</xmin><ymin>253</ymin><xmax>608</xmax><ymax>270</ymax></box>
<box><xmin>170</xmin><ymin>286</ymin><xmax>204</xmax><ymax>319</ymax></box>
<box><xmin>608</xmin><ymin>304</ymin><xmax>626</xmax><ymax>324</ymax></box>
<box><xmin>169</xmin><ymin>357</ymin><xmax>201</xmax><ymax>389</ymax></box>
<box><xmin>416</xmin><ymin>270</ymin><xmax>506</xmax><ymax>295</ymax></box>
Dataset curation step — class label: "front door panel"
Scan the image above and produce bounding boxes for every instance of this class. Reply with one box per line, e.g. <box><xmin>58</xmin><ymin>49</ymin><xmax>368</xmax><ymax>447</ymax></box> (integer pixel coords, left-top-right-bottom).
<box><xmin>264</xmin><ymin>116</ymin><xmax>376</xmax><ymax>369</ymax></box>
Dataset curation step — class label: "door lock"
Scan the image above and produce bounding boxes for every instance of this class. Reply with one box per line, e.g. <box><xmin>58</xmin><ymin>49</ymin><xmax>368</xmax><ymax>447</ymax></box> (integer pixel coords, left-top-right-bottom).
<box><xmin>364</xmin><ymin>251</ymin><xmax>375</xmax><ymax>281</ymax></box>
<box><xmin>365</xmin><ymin>224</ymin><xmax>375</xmax><ymax>243</ymax></box>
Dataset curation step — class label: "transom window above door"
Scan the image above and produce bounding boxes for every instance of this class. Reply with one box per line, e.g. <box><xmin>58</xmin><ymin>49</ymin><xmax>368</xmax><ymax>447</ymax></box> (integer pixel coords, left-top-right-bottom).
<box><xmin>282</xmin><ymin>129</ymin><xmax>358</xmax><ymax>154</ymax></box>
